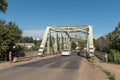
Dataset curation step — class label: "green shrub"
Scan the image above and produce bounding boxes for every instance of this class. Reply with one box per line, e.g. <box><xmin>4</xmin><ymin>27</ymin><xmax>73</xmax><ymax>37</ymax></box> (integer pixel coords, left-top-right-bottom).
<box><xmin>108</xmin><ymin>49</ymin><xmax>120</xmax><ymax>64</ymax></box>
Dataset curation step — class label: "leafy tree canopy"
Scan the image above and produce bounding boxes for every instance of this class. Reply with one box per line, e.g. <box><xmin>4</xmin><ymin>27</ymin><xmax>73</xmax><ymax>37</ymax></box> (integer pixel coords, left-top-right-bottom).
<box><xmin>18</xmin><ymin>37</ymin><xmax>34</xmax><ymax>43</ymax></box>
<box><xmin>108</xmin><ymin>22</ymin><xmax>120</xmax><ymax>51</ymax></box>
<box><xmin>0</xmin><ymin>0</ymin><xmax>8</xmax><ymax>13</ymax></box>
<box><xmin>0</xmin><ymin>19</ymin><xmax>22</xmax><ymax>53</ymax></box>
<box><xmin>95</xmin><ymin>22</ymin><xmax>120</xmax><ymax>52</ymax></box>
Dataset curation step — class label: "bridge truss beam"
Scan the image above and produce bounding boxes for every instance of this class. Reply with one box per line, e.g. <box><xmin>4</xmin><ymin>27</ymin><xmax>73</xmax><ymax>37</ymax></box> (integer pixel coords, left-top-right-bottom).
<box><xmin>38</xmin><ymin>26</ymin><xmax>94</xmax><ymax>56</ymax></box>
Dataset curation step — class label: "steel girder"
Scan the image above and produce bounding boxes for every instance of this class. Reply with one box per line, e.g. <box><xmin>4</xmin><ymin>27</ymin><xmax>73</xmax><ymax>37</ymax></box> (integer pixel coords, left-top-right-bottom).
<box><xmin>38</xmin><ymin>26</ymin><xmax>94</xmax><ymax>55</ymax></box>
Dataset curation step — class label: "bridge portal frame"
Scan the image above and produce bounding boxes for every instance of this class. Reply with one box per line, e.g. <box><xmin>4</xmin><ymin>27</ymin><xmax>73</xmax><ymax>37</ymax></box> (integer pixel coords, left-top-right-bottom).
<box><xmin>38</xmin><ymin>26</ymin><xmax>94</xmax><ymax>56</ymax></box>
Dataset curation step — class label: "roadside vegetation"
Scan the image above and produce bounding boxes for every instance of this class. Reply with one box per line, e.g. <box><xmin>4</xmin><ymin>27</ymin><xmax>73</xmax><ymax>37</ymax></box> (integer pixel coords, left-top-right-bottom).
<box><xmin>0</xmin><ymin>20</ymin><xmax>22</xmax><ymax>51</ymax></box>
<box><xmin>98</xmin><ymin>65</ymin><xmax>115</xmax><ymax>80</ymax></box>
<box><xmin>0</xmin><ymin>19</ymin><xmax>42</xmax><ymax>61</ymax></box>
<box><xmin>94</xmin><ymin>22</ymin><xmax>120</xmax><ymax>64</ymax></box>
<box><xmin>91</xmin><ymin>59</ymin><xmax>116</xmax><ymax>80</ymax></box>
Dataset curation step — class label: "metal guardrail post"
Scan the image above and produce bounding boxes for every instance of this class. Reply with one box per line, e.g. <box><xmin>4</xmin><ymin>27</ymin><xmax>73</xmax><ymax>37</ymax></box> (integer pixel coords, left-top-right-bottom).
<box><xmin>104</xmin><ymin>53</ymin><xmax>108</xmax><ymax>62</ymax></box>
<box><xmin>95</xmin><ymin>51</ymin><xmax>108</xmax><ymax>62</ymax></box>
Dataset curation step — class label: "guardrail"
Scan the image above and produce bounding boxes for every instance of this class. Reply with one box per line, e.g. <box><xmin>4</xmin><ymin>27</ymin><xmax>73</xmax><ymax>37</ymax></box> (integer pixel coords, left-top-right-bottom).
<box><xmin>95</xmin><ymin>51</ymin><xmax>108</xmax><ymax>62</ymax></box>
<box><xmin>13</xmin><ymin>56</ymin><xmax>37</xmax><ymax>62</ymax></box>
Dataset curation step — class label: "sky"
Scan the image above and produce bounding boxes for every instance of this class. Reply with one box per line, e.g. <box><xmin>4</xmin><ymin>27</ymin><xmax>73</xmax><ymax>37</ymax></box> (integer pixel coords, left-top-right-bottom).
<box><xmin>1</xmin><ymin>0</ymin><xmax>120</xmax><ymax>38</ymax></box>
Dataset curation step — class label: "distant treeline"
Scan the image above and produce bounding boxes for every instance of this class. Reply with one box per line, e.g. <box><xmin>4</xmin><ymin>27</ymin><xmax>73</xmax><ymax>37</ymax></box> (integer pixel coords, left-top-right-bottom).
<box><xmin>94</xmin><ymin>22</ymin><xmax>120</xmax><ymax>64</ymax></box>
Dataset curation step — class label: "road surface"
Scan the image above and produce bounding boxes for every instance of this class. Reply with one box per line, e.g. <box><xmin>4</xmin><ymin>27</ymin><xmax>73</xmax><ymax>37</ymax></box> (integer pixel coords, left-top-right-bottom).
<box><xmin>0</xmin><ymin>51</ymin><xmax>82</xmax><ymax>80</ymax></box>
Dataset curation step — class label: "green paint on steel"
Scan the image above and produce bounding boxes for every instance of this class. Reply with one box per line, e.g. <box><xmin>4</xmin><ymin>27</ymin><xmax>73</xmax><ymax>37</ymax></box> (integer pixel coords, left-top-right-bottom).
<box><xmin>38</xmin><ymin>26</ymin><xmax>94</xmax><ymax>55</ymax></box>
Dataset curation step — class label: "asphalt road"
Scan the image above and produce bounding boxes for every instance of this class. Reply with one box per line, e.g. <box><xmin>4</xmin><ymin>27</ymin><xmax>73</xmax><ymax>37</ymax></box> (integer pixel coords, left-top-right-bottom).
<box><xmin>0</xmin><ymin>51</ymin><xmax>82</xmax><ymax>80</ymax></box>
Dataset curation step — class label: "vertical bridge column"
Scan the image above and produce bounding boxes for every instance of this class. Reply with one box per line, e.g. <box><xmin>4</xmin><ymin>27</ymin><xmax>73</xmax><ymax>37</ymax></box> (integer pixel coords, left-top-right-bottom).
<box><xmin>47</xmin><ymin>32</ymin><xmax>50</xmax><ymax>54</ymax></box>
<box><xmin>87</xmin><ymin>26</ymin><xmax>94</xmax><ymax>55</ymax></box>
<box><xmin>38</xmin><ymin>27</ymin><xmax>50</xmax><ymax>55</ymax></box>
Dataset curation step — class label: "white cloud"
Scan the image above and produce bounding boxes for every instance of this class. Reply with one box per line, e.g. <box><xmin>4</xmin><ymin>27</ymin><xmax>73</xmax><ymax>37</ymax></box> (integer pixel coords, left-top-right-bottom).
<box><xmin>23</xmin><ymin>30</ymin><xmax>45</xmax><ymax>38</ymax></box>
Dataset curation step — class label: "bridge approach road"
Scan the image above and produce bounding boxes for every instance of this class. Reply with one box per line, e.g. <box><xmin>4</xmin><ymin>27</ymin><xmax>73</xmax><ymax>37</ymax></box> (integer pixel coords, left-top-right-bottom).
<box><xmin>0</xmin><ymin>51</ymin><xmax>82</xmax><ymax>80</ymax></box>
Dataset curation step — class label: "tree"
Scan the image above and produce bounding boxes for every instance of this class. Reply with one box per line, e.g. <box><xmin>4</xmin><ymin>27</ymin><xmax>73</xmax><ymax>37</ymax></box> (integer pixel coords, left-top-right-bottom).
<box><xmin>0</xmin><ymin>0</ymin><xmax>8</xmax><ymax>13</ymax></box>
<box><xmin>0</xmin><ymin>19</ymin><xmax>22</xmax><ymax>53</ymax></box>
<box><xmin>94</xmin><ymin>22</ymin><xmax>120</xmax><ymax>63</ymax></box>
<box><xmin>108</xmin><ymin>22</ymin><xmax>120</xmax><ymax>51</ymax></box>
<box><xmin>95</xmin><ymin>22</ymin><xmax>120</xmax><ymax>52</ymax></box>
<box><xmin>18</xmin><ymin>37</ymin><xmax>34</xmax><ymax>43</ymax></box>
<box><xmin>95</xmin><ymin>35</ymin><xmax>110</xmax><ymax>52</ymax></box>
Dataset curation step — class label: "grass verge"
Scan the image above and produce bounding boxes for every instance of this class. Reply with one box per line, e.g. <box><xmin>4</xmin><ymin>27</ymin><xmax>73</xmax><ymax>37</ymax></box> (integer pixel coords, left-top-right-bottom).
<box><xmin>88</xmin><ymin>57</ymin><xmax>116</xmax><ymax>80</ymax></box>
<box><xmin>97</xmin><ymin>65</ymin><xmax>116</xmax><ymax>80</ymax></box>
<box><xmin>88</xmin><ymin>58</ymin><xmax>116</xmax><ymax>80</ymax></box>
<box><xmin>0</xmin><ymin>61</ymin><xmax>4</xmax><ymax>63</ymax></box>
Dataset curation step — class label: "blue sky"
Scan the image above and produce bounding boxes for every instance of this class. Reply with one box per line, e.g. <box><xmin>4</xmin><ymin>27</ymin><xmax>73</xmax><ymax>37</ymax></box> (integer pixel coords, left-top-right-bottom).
<box><xmin>1</xmin><ymin>0</ymin><xmax>120</xmax><ymax>38</ymax></box>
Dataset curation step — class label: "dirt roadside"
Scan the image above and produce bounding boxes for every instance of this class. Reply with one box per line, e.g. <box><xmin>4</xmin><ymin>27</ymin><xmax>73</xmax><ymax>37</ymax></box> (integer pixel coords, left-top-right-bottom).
<box><xmin>93</xmin><ymin>57</ymin><xmax>120</xmax><ymax>80</ymax></box>
<box><xmin>78</xmin><ymin>57</ymin><xmax>120</xmax><ymax>80</ymax></box>
<box><xmin>77</xmin><ymin>58</ymin><xmax>109</xmax><ymax>80</ymax></box>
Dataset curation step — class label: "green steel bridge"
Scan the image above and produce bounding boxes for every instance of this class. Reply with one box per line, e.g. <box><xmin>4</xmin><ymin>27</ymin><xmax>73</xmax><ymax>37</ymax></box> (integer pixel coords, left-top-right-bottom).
<box><xmin>38</xmin><ymin>26</ymin><xmax>94</xmax><ymax>57</ymax></box>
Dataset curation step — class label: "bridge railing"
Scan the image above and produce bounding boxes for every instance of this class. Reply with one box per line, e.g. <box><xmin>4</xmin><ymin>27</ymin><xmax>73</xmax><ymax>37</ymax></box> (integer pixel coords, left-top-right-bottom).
<box><xmin>0</xmin><ymin>52</ymin><xmax>60</xmax><ymax>63</ymax></box>
<box><xmin>13</xmin><ymin>52</ymin><xmax>60</xmax><ymax>62</ymax></box>
<box><xmin>94</xmin><ymin>51</ymin><xmax>108</xmax><ymax>62</ymax></box>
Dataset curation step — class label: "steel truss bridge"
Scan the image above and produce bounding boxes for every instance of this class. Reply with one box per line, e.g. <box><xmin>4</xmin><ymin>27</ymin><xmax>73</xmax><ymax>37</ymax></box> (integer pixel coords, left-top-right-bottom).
<box><xmin>38</xmin><ymin>26</ymin><xmax>94</xmax><ymax>56</ymax></box>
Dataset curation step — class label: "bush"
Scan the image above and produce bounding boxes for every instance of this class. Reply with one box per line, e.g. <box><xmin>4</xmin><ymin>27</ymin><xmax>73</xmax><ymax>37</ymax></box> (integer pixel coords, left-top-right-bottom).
<box><xmin>108</xmin><ymin>49</ymin><xmax>120</xmax><ymax>64</ymax></box>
